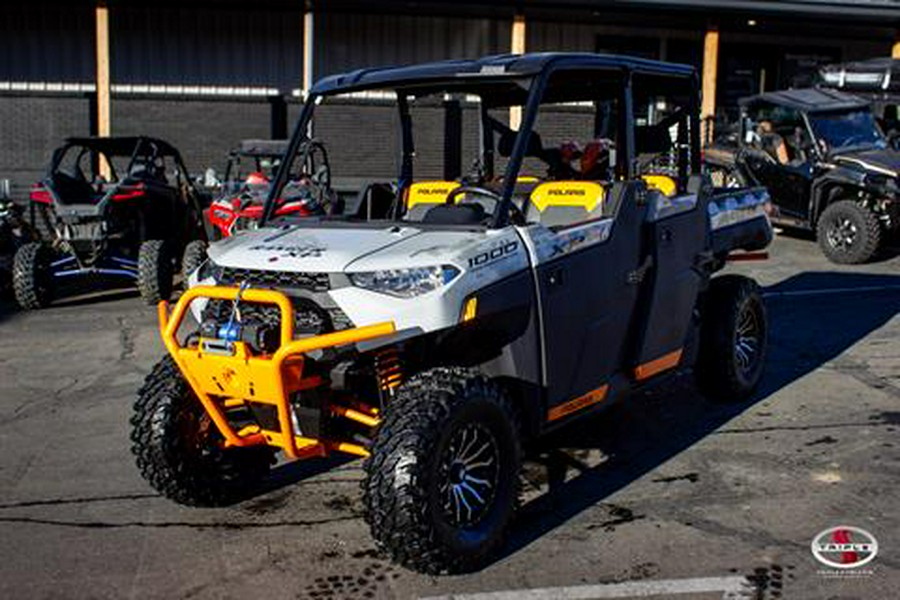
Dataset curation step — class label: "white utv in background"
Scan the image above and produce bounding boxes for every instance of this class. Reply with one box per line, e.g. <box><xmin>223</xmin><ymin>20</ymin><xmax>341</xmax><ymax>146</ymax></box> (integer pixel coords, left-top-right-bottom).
<box><xmin>131</xmin><ymin>53</ymin><xmax>773</xmax><ymax>574</ymax></box>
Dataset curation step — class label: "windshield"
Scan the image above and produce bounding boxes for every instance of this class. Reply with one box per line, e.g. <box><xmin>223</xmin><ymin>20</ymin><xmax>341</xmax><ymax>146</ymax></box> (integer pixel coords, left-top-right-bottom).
<box><xmin>264</xmin><ymin>77</ymin><xmax>538</xmax><ymax>228</ymax></box>
<box><xmin>808</xmin><ymin>110</ymin><xmax>887</xmax><ymax>152</ymax></box>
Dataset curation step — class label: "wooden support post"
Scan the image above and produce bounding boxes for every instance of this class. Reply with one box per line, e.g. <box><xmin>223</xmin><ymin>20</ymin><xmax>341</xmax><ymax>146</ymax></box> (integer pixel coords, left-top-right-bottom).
<box><xmin>303</xmin><ymin>3</ymin><xmax>314</xmax><ymax>95</ymax></box>
<box><xmin>892</xmin><ymin>36</ymin><xmax>900</xmax><ymax>59</ymax></box>
<box><xmin>701</xmin><ymin>27</ymin><xmax>719</xmax><ymax>144</ymax></box>
<box><xmin>95</xmin><ymin>0</ymin><xmax>111</xmax><ymax>177</ymax></box>
<box><xmin>510</xmin><ymin>13</ymin><xmax>526</xmax><ymax>130</ymax></box>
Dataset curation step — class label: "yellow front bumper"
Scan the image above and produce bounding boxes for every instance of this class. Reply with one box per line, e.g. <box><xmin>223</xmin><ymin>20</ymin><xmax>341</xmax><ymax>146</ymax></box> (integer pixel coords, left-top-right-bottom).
<box><xmin>158</xmin><ymin>285</ymin><xmax>394</xmax><ymax>459</ymax></box>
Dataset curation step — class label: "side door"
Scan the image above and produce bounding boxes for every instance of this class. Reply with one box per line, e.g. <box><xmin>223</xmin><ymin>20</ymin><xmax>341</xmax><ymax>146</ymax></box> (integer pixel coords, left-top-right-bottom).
<box><xmin>741</xmin><ymin>150</ymin><xmax>811</xmax><ymax>218</ymax></box>
<box><xmin>522</xmin><ymin>182</ymin><xmax>649</xmax><ymax>418</ymax></box>
<box><xmin>740</xmin><ymin>105</ymin><xmax>813</xmax><ymax>219</ymax></box>
<box><xmin>630</xmin><ymin>183</ymin><xmax>708</xmax><ymax>377</ymax></box>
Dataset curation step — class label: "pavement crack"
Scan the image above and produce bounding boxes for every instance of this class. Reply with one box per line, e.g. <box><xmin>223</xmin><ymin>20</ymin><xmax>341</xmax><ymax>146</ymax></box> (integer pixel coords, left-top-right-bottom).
<box><xmin>0</xmin><ymin>493</ymin><xmax>159</xmax><ymax>510</ymax></box>
<box><xmin>118</xmin><ymin>316</ymin><xmax>136</xmax><ymax>361</ymax></box>
<box><xmin>0</xmin><ymin>514</ymin><xmax>360</xmax><ymax>530</ymax></box>
<box><xmin>716</xmin><ymin>420</ymin><xmax>889</xmax><ymax>434</ymax></box>
<box><xmin>829</xmin><ymin>356</ymin><xmax>900</xmax><ymax>400</ymax></box>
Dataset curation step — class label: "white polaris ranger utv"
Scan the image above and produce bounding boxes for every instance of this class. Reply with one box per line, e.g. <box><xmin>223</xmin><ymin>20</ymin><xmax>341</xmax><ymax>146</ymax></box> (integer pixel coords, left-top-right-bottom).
<box><xmin>131</xmin><ymin>53</ymin><xmax>773</xmax><ymax>574</ymax></box>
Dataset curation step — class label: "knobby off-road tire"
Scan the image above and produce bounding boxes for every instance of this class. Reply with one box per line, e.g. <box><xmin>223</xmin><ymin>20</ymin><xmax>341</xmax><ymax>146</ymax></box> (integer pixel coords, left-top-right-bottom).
<box><xmin>12</xmin><ymin>242</ymin><xmax>53</xmax><ymax>309</ymax></box>
<box><xmin>816</xmin><ymin>200</ymin><xmax>882</xmax><ymax>265</ymax></box>
<box><xmin>137</xmin><ymin>239</ymin><xmax>174</xmax><ymax>305</ymax></box>
<box><xmin>31</xmin><ymin>204</ymin><xmax>56</xmax><ymax>243</ymax></box>
<box><xmin>130</xmin><ymin>355</ymin><xmax>274</xmax><ymax>506</ymax></box>
<box><xmin>695</xmin><ymin>275</ymin><xmax>767</xmax><ymax>403</ymax></box>
<box><xmin>363</xmin><ymin>367</ymin><xmax>522</xmax><ymax>574</ymax></box>
<box><xmin>181</xmin><ymin>239</ymin><xmax>208</xmax><ymax>281</ymax></box>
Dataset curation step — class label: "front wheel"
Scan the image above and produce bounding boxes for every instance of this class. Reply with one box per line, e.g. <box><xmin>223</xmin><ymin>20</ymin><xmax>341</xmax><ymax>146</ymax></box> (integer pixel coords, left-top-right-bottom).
<box><xmin>816</xmin><ymin>200</ymin><xmax>882</xmax><ymax>264</ymax></box>
<box><xmin>137</xmin><ymin>239</ymin><xmax>174</xmax><ymax>305</ymax></box>
<box><xmin>695</xmin><ymin>275</ymin><xmax>767</xmax><ymax>403</ymax></box>
<box><xmin>130</xmin><ymin>356</ymin><xmax>274</xmax><ymax>506</ymax></box>
<box><xmin>363</xmin><ymin>367</ymin><xmax>522</xmax><ymax>574</ymax></box>
<box><xmin>181</xmin><ymin>239</ymin><xmax>208</xmax><ymax>281</ymax></box>
<box><xmin>12</xmin><ymin>242</ymin><xmax>54</xmax><ymax>310</ymax></box>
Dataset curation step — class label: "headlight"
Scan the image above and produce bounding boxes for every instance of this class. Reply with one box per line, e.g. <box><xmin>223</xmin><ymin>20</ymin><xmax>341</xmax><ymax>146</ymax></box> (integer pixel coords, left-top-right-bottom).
<box><xmin>349</xmin><ymin>265</ymin><xmax>460</xmax><ymax>298</ymax></box>
<box><xmin>197</xmin><ymin>259</ymin><xmax>223</xmax><ymax>282</ymax></box>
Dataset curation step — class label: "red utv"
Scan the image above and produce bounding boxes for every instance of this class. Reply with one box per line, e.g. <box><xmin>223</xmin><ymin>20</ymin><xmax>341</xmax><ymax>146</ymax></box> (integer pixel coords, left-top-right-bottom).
<box><xmin>205</xmin><ymin>139</ymin><xmax>331</xmax><ymax>239</ymax></box>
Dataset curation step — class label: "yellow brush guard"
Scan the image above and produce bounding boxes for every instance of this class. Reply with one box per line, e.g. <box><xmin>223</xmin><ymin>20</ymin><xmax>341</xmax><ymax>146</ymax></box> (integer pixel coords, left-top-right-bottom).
<box><xmin>158</xmin><ymin>286</ymin><xmax>395</xmax><ymax>459</ymax></box>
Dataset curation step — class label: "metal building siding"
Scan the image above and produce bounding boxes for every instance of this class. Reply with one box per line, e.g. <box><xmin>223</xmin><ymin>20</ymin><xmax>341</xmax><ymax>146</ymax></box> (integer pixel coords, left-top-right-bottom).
<box><xmin>314</xmin><ymin>12</ymin><xmax>506</xmax><ymax>78</ymax></box>
<box><xmin>110</xmin><ymin>5</ymin><xmax>303</xmax><ymax>90</ymax></box>
<box><xmin>0</xmin><ymin>6</ymin><xmax>94</xmax><ymax>81</ymax></box>
<box><xmin>0</xmin><ymin>96</ymin><xmax>92</xmax><ymax>194</ymax></box>
<box><xmin>111</xmin><ymin>98</ymin><xmax>272</xmax><ymax>175</ymax></box>
<box><xmin>527</xmin><ymin>20</ymin><xmax>598</xmax><ymax>54</ymax></box>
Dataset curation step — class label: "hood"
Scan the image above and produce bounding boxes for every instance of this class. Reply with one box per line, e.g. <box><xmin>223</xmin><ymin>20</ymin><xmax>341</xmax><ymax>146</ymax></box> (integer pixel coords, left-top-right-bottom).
<box><xmin>345</xmin><ymin>229</ymin><xmax>498</xmax><ymax>272</ymax></box>
<box><xmin>832</xmin><ymin>148</ymin><xmax>900</xmax><ymax>178</ymax></box>
<box><xmin>206</xmin><ymin>224</ymin><xmax>424</xmax><ymax>272</ymax></box>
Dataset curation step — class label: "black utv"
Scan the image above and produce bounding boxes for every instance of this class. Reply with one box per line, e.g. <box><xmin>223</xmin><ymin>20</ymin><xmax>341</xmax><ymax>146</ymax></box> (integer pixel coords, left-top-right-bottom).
<box><xmin>706</xmin><ymin>88</ymin><xmax>900</xmax><ymax>264</ymax></box>
<box><xmin>819</xmin><ymin>57</ymin><xmax>900</xmax><ymax>149</ymax></box>
<box><xmin>14</xmin><ymin>136</ymin><xmax>209</xmax><ymax>308</ymax></box>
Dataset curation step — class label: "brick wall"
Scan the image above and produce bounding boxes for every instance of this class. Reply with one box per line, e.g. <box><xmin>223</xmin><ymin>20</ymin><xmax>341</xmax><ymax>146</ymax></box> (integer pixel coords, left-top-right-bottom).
<box><xmin>0</xmin><ymin>95</ymin><xmax>92</xmax><ymax>197</ymax></box>
<box><xmin>112</xmin><ymin>98</ymin><xmax>274</xmax><ymax>176</ymax></box>
<box><xmin>0</xmin><ymin>93</ymin><xmax>597</xmax><ymax>201</ymax></box>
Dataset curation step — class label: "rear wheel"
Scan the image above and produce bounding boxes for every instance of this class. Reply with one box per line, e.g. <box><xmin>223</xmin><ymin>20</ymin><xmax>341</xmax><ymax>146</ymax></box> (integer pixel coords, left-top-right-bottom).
<box><xmin>130</xmin><ymin>355</ymin><xmax>274</xmax><ymax>506</ymax></box>
<box><xmin>12</xmin><ymin>242</ymin><xmax>53</xmax><ymax>309</ymax></box>
<box><xmin>31</xmin><ymin>204</ymin><xmax>56</xmax><ymax>243</ymax></box>
<box><xmin>137</xmin><ymin>239</ymin><xmax>174</xmax><ymax>304</ymax></box>
<box><xmin>816</xmin><ymin>200</ymin><xmax>882</xmax><ymax>264</ymax></box>
<box><xmin>695</xmin><ymin>275</ymin><xmax>767</xmax><ymax>403</ymax></box>
<box><xmin>181</xmin><ymin>240</ymin><xmax>208</xmax><ymax>281</ymax></box>
<box><xmin>363</xmin><ymin>367</ymin><xmax>521</xmax><ymax>574</ymax></box>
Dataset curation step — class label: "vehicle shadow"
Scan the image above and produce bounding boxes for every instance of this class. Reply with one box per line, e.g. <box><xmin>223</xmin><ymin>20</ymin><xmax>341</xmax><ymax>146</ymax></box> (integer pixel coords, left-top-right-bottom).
<box><xmin>260</xmin><ymin>454</ymin><xmax>359</xmax><ymax>495</ymax></box>
<box><xmin>0</xmin><ymin>278</ymin><xmax>140</xmax><ymax>321</ymax></box>
<box><xmin>775</xmin><ymin>225</ymin><xmax>900</xmax><ymax>262</ymax></box>
<box><xmin>495</xmin><ymin>270</ymin><xmax>900</xmax><ymax>564</ymax></box>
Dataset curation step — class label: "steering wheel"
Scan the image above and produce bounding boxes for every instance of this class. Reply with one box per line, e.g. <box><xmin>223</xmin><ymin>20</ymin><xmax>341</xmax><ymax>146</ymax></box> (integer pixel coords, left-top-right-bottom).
<box><xmin>445</xmin><ymin>186</ymin><xmax>526</xmax><ymax>226</ymax></box>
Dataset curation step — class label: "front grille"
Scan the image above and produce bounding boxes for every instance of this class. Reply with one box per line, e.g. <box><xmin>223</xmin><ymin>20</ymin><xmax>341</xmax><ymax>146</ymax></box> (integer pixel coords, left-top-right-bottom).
<box><xmin>203</xmin><ymin>298</ymin><xmax>353</xmax><ymax>336</ymax></box>
<box><xmin>219</xmin><ymin>267</ymin><xmax>330</xmax><ymax>292</ymax></box>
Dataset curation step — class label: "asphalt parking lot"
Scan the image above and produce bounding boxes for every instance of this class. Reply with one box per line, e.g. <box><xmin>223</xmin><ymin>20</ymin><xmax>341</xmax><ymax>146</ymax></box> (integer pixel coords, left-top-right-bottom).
<box><xmin>0</xmin><ymin>232</ymin><xmax>898</xmax><ymax>600</ymax></box>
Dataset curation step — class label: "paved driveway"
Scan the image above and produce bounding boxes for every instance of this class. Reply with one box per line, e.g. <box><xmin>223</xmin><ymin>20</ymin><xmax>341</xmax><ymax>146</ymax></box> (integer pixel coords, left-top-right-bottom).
<box><xmin>0</xmin><ymin>233</ymin><xmax>898</xmax><ymax>599</ymax></box>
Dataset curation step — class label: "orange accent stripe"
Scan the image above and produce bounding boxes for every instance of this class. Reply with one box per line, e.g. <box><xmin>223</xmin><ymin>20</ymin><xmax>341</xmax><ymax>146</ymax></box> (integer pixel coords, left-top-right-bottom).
<box><xmin>547</xmin><ymin>384</ymin><xmax>609</xmax><ymax>422</ymax></box>
<box><xmin>634</xmin><ymin>349</ymin><xmax>683</xmax><ymax>381</ymax></box>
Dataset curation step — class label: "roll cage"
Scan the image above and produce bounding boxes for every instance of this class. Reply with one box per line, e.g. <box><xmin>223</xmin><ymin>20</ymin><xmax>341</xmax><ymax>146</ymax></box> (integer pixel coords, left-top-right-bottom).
<box><xmin>263</xmin><ymin>53</ymin><xmax>701</xmax><ymax>229</ymax></box>
<box><xmin>738</xmin><ymin>90</ymin><xmax>887</xmax><ymax>161</ymax></box>
<box><xmin>49</xmin><ymin>136</ymin><xmax>193</xmax><ymax>186</ymax></box>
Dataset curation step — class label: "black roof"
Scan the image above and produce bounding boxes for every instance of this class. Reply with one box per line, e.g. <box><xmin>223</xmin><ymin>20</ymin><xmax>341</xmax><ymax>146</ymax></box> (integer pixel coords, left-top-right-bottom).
<box><xmin>740</xmin><ymin>88</ymin><xmax>870</xmax><ymax>113</ymax></box>
<box><xmin>235</xmin><ymin>139</ymin><xmax>289</xmax><ymax>157</ymax></box>
<box><xmin>63</xmin><ymin>136</ymin><xmax>181</xmax><ymax>157</ymax></box>
<box><xmin>820</xmin><ymin>58</ymin><xmax>900</xmax><ymax>93</ymax></box>
<box><xmin>311</xmin><ymin>52</ymin><xmax>696</xmax><ymax>95</ymax></box>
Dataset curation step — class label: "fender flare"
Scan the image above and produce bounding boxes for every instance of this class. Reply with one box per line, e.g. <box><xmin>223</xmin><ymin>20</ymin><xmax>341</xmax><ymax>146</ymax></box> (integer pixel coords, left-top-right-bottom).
<box><xmin>810</xmin><ymin>168</ymin><xmax>866</xmax><ymax>224</ymax></box>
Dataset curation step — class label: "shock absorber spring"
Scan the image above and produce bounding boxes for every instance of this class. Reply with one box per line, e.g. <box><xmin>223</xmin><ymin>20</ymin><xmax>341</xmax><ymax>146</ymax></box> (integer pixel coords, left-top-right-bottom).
<box><xmin>374</xmin><ymin>347</ymin><xmax>404</xmax><ymax>399</ymax></box>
